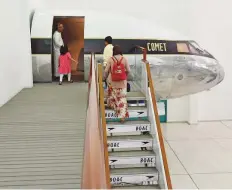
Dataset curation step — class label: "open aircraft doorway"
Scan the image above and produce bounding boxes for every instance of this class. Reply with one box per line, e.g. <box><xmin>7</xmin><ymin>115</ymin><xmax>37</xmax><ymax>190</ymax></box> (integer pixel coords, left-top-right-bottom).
<box><xmin>52</xmin><ymin>16</ymin><xmax>84</xmax><ymax>82</ymax></box>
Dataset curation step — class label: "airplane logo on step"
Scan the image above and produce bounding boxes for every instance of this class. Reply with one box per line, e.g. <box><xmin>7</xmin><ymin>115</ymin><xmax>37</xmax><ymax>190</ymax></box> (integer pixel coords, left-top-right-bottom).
<box><xmin>137</xmin><ymin>112</ymin><xmax>144</xmax><ymax>116</ymax></box>
<box><xmin>108</xmin><ymin>128</ymin><xmax>115</xmax><ymax>131</ymax></box>
<box><xmin>110</xmin><ymin>160</ymin><xmax>117</xmax><ymax>164</ymax></box>
<box><xmin>146</xmin><ymin>176</ymin><xmax>155</xmax><ymax>179</ymax></box>
<box><xmin>142</xmin><ymin>141</ymin><xmax>150</xmax><ymax>145</ymax></box>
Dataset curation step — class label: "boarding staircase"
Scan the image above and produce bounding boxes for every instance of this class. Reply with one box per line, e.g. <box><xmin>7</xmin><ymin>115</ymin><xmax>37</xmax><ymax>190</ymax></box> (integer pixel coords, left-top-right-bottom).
<box><xmin>105</xmin><ymin>91</ymin><xmax>159</xmax><ymax>189</ymax></box>
<box><xmin>99</xmin><ymin>48</ymin><xmax>172</xmax><ymax>189</ymax></box>
<box><xmin>81</xmin><ymin>48</ymin><xmax>172</xmax><ymax>189</ymax></box>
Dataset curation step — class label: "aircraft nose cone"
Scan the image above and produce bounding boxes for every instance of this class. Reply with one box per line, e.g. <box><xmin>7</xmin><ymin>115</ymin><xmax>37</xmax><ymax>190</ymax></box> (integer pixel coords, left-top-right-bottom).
<box><xmin>184</xmin><ymin>58</ymin><xmax>225</xmax><ymax>93</ymax></box>
<box><xmin>204</xmin><ymin>60</ymin><xmax>225</xmax><ymax>87</ymax></box>
<box><xmin>148</xmin><ymin>56</ymin><xmax>225</xmax><ymax>99</ymax></box>
<box><xmin>217</xmin><ymin>64</ymin><xmax>225</xmax><ymax>84</ymax></box>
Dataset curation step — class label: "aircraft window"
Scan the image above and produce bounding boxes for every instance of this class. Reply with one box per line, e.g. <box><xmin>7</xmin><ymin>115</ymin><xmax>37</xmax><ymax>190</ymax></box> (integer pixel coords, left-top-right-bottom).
<box><xmin>189</xmin><ymin>44</ymin><xmax>199</xmax><ymax>54</ymax></box>
<box><xmin>31</xmin><ymin>39</ymin><xmax>52</xmax><ymax>54</ymax></box>
<box><xmin>177</xmin><ymin>43</ymin><xmax>189</xmax><ymax>53</ymax></box>
<box><xmin>189</xmin><ymin>41</ymin><xmax>209</xmax><ymax>55</ymax></box>
<box><xmin>190</xmin><ymin>41</ymin><xmax>204</xmax><ymax>51</ymax></box>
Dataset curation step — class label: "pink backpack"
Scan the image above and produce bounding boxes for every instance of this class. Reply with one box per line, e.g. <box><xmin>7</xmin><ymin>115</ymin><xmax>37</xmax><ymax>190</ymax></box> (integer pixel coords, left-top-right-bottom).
<box><xmin>111</xmin><ymin>56</ymin><xmax>127</xmax><ymax>81</ymax></box>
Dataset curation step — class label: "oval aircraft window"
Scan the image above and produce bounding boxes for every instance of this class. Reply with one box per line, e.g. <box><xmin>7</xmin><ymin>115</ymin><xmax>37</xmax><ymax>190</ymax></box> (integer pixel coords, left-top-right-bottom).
<box><xmin>177</xmin><ymin>43</ymin><xmax>189</xmax><ymax>53</ymax></box>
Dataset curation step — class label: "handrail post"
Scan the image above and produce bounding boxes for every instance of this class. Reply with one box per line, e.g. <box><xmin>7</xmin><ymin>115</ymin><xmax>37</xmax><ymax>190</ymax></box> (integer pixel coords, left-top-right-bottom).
<box><xmin>134</xmin><ymin>45</ymin><xmax>146</xmax><ymax>61</ymax></box>
<box><xmin>143</xmin><ymin>48</ymin><xmax>147</xmax><ymax>61</ymax></box>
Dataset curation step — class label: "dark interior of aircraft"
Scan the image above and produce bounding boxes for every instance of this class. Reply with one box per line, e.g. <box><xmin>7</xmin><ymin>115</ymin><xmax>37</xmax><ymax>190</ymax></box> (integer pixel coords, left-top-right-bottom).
<box><xmin>52</xmin><ymin>17</ymin><xmax>84</xmax><ymax>81</ymax></box>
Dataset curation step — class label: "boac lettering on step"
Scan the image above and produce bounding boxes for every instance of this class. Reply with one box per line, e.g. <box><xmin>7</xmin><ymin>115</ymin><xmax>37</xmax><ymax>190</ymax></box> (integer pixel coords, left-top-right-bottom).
<box><xmin>108</xmin><ymin>142</ymin><xmax>120</xmax><ymax>148</ymax></box>
<box><xmin>136</xmin><ymin>125</ymin><xmax>148</xmax><ymax>131</ymax></box>
<box><xmin>140</xmin><ymin>157</ymin><xmax>154</xmax><ymax>163</ymax></box>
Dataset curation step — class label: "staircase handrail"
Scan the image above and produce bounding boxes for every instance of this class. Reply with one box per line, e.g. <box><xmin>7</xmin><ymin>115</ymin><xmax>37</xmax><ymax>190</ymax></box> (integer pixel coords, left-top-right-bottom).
<box><xmin>98</xmin><ymin>63</ymin><xmax>111</xmax><ymax>189</ymax></box>
<box><xmin>81</xmin><ymin>53</ymin><xmax>109</xmax><ymax>189</ymax></box>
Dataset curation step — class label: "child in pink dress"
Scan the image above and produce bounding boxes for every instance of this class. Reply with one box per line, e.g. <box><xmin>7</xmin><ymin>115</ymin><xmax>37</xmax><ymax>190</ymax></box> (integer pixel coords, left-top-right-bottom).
<box><xmin>58</xmin><ymin>45</ymin><xmax>77</xmax><ymax>85</ymax></box>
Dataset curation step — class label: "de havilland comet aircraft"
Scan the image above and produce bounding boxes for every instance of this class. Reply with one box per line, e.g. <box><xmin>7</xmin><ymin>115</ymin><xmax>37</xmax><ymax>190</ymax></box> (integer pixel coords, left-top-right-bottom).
<box><xmin>30</xmin><ymin>9</ymin><xmax>225</xmax><ymax>99</ymax></box>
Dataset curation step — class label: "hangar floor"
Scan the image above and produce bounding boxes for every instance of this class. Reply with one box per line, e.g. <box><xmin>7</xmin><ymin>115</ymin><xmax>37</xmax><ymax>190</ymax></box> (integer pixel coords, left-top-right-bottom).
<box><xmin>0</xmin><ymin>83</ymin><xmax>232</xmax><ymax>188</ymax></box>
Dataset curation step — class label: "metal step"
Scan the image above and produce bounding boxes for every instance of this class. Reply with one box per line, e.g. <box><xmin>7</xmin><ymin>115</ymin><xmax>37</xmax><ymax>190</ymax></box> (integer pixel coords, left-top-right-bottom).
<box><xmin>113</xmin><ymin>185</ymin><xmax>160</xmax><ymax>189</ymax></box>
<box><xmin>104</xmin><ymin>91</ymin><xmax>146</xmax><ymax>107</ymax></box>
<box><xmin>105</xmin><ymin>107</ymin><xmax>148</xmax><ymax>122</ymax></box>
<box><xmin>109</xmin><ymin>150</ymin><xmax>155</xmax><ymax>157</ymax></box>
<box><xmin>104</xmin><ymin>91</ymin><xmax>146</xmax><ymax>101</ymax></box>
<box><xmin>110</xmin><ymin>167</ymin><xmax>159</xmax><ymax>187</ymax></box>
<box><xmin>109</xmin><ymin>150</ymin><xmax>156</xmax><ymax>169</ymax></box>
<box><xmin>126</xmin><ymin>91</ymin><xmax>146</xmax><ymax>101</ymax></box>
<box><xmin>107</xmin><ymin>120</ymin><xmax>151</xmax><ymax>136</ymax></box>
<box><xmin>127</xmin><ymin>100</ymin><xmax>146</xmax><ymax>107</ymax></box>
<box><xmin>105</xmin><ymin>101</ymin><xmax>146</xmax><ymax>107</ymax></box>
<box><xmin>107</xmin><ymin>134</ymin><xmax>153</xmax><ymax>152</ymax></box>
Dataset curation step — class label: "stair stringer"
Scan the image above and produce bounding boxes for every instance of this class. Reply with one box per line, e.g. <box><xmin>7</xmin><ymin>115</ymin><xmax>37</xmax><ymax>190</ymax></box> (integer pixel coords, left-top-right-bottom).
<box><xmin>147</xmin><ymin>88</ymin><xmax>168</xmax><ymax>189</ymax></box>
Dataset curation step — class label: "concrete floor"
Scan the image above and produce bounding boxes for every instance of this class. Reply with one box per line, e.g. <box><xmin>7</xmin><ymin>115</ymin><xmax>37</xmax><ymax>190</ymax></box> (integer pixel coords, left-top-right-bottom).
<box><xmin>162</xmin><ymin>121</ymin><xmax>232</xmax><ymax>189</ymax></box>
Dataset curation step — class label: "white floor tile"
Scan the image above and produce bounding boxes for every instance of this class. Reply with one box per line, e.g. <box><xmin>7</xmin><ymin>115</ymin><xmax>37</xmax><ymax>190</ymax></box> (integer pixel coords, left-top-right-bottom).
<box><xmin>221</xmin><ymin>120</ymin><xmax>232</xmax><ymax>129</ymax></box>
<box><xmin>171</xmin><ymin>175</ymin><xmax>198</xmax><ymax>189</ymax></box>
<box><xmin>214</xmin><ymin>139</ymin><xmax>232</xmax><ymax>166</ymax></box>
<box><xmin>164</xmin><ymin>142</ymin><xmax>187</xmax><ymax>175</ymax></box>
<box><xmin>168</xmin><ymin>139</ymin><xmax>232</xmax><ymax>174</ymax></box>
<box><xmin>193</xmin><ymin>121</ymin><xmax>232</xmax><ymax>139</ymax></box>
<box><xmin>162</xmin><ymin>121</ymin><xmax>232</xmax><ymax>141</ymax></box>
<box><xmin>214</xmin><ymin>139</ymin><xmax>232</xmax><ymax>151</ymax></box>
<box><xmin>191</xmin><ymin>173</ymin><xmax>232</xmax><ymax>189</ymax></box>
<box><xmin>161</xmin><ymin>123</ymin><xmax>211</xmax><ymax>141</ymax></box>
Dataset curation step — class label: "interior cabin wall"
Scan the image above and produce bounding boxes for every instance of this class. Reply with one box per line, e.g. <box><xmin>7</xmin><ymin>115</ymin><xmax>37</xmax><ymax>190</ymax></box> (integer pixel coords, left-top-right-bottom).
<box><xmin>0</xmin><ymin>0</ymin><xmax>32</xmax><ymax>107</ymax></box>
<box><xmin>28</xmin><ymin>0</ymin><xmax>232</xmax><ymax>121</ymax></box>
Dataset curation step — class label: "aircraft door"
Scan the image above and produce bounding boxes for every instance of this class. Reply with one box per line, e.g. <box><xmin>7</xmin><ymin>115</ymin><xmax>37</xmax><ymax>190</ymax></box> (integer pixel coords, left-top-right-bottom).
<box><xmin>31</xmin><ymin>11</ymin><xmax>54</xmax><ymax>82</ymax></box>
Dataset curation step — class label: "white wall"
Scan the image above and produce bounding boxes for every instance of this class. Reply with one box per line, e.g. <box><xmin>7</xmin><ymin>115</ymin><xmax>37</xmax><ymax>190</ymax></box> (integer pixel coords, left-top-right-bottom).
<box><xmin>0</xmin><ymin>0</ymin><xmax>33</xmax><ymax>107</ymax></box>
<box><xmin>191</xmin><ymin>0</ymin><xmax>232</xmax><ymax>121</ymax></box>
<box><xmin>28</xmin><ymin>0</ymin><xmax>232</xmax><ymax>121</ymax></box>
